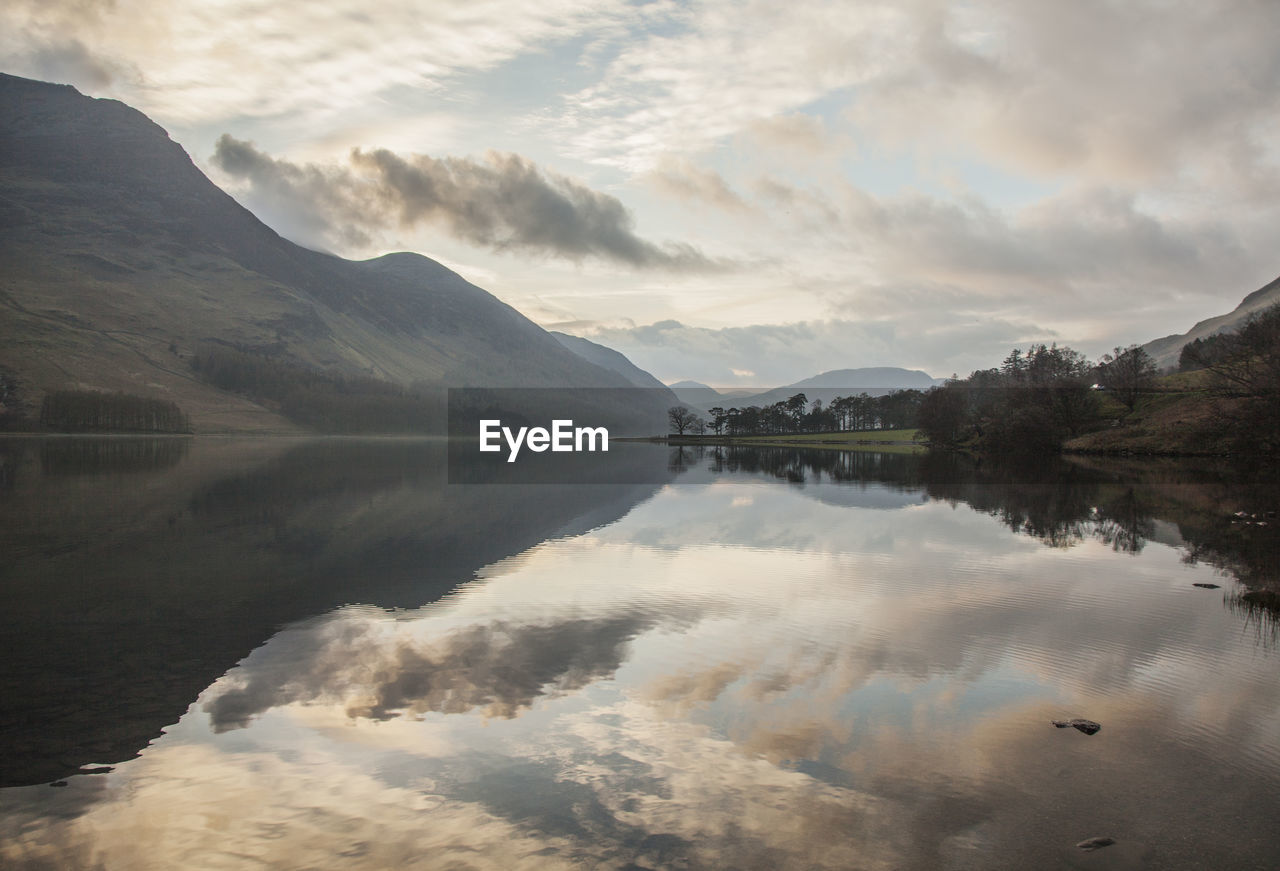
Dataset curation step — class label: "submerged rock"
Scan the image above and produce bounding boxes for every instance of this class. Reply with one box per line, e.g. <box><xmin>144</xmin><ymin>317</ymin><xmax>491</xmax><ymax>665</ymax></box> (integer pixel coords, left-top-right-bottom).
<box><xmin>1193</xmin><ymin>583</ymin><xmax>1222</xmax><ymax>589</ymax></box>
<box><xmin>1052</xmin><ymin>718</ymin><xmax>1101</xmax><ymax>735</ymax></box>
<box><xmin>1076</xmin><ymin>837</ymin><xmax>1116</xmax><ymax>851</ymax></box>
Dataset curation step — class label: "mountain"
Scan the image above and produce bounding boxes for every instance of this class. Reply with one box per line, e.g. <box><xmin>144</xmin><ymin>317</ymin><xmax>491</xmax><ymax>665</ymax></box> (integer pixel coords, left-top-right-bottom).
<box><xmin>668</xmin><ymin>380</ymin><xmax>725</xmax><ymax>410</ymax></box>
<box><xmin>729</xmin><ymin>367</ymin><xmax>941</xmax><ymax>409</ymax></box>
<box><xmin>790</xmin><ymin>367</ymin><xmax>941</xmax><ymax>390</ymax></box>
<box><xmin>0</xmin><ymin>73</ymin><xmax>666</xmax><ymax>433</ymax></box>
<box><xmin>1141</xmin><ymin>275</ymin><xmax>1280</xmax><ymax>370</ymax></box>
<box><xmin>550</xmin><ymin>332</ymin><xmax>673</xmax><ymax>393</ymax></box>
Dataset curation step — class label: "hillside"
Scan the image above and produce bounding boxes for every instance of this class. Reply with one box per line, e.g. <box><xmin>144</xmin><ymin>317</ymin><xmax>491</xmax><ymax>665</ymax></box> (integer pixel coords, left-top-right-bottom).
<box><xmin>550</xmin><ymin>331</ymin><xmax>674</xmax><ymax>392</ymax></box>
<box><xmin>1141</xmin><ymin>275</ymin><xmax>1280</xmax><ymax>370</ymax></box>
<box><xmin>0</xmin><ymin>73</ymin><xmax>662</xmax><ymax>433</ymax></box>
<box><xmin>668</xmin><ymin>381</ymin><xmax>726</xmax><ymax>411</ymax></box>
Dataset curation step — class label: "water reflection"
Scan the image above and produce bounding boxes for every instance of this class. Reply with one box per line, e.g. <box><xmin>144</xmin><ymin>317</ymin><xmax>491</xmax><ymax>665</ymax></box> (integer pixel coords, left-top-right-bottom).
<box><xmin>202</xmin><ymin>610</ymin><xmax>680</xmax><ymax>730</ymax></box>
<box><xmin>39</xmin><ymin>437</ymin><xmax>190</xmax><ymax>476</ymax></box>
<box><xmin>0</xmin><ymin>437</ymin><xmax>668</xmax><ymax>787</ymax></box>
<box><xmin>2</xmin><ymin>441</ymin><xmax>1279</xmax><ymax>869</ymax></box>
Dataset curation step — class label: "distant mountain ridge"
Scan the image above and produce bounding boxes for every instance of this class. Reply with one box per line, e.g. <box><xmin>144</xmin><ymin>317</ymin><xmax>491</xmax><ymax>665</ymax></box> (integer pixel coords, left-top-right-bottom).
<box><xmin>0</xmin><ymin>73</ymin><xmax>667</xmax><ymax>433</ymax></box>
<box><xmin>1141</xmin><ymin>275</ymin><xmax>1280</xmax><ymax>370</ymax></box>
<box><xmin>662</xmin><ymin>367</ymin><xmax>939</xmax><ymax>417</ymax></box>
<box><xmin>790</xmin><ymin>367</ymin><xmax>941</xmax><ymax>390</ymax></box>
<box><xmin>714</xmin><ymin>367</ymin><xmax>940</xmax><ymax>410</ymax></box>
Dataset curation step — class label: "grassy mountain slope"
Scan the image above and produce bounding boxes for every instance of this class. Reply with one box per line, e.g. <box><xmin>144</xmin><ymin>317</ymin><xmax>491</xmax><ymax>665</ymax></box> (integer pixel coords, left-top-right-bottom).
<box><xmin>550</xmin><ymin>331</ymin><xmax>674</xmax><ymax>392</ymax></box>
<box><xmin>1141</xmin><ymin>275</ymin><xmax>1280</xmax><ymax>370</ymax></box>
<box><xmin>0</xmin><ymin>73</ymin><xmax>652</xmax><ymax>432</ymax></box>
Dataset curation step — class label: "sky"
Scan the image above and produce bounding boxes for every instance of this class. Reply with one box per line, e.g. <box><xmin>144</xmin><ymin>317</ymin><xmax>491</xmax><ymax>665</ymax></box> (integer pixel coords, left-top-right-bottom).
<box><xmin>3</xmin><ymin>0</ymin><xmax>1279</xmax><ymax>387</ymax></box>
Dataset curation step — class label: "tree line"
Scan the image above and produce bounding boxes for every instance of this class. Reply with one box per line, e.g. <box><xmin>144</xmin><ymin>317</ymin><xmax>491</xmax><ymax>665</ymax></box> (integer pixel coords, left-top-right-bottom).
<box><xmin>916</xmin><ymin>343</ymin><xmax>1108</xmax><ymax>455</ymax></box>
<box><xmin>191</xmin><ymin>343</ymin><xmax>443</xmax><ymax>433</ymax></box>
<box><xmin>669</xmin><ymin>390</ymin><xmax>925</xmax><ymax>436</ymax></box>
<box><xmin>40</xmin><ymin>390</ymin><xmax>191</xmax><ymax>433</ymax></box>
<box><xmin>918</xmin><ymin>301</ymin><xmax>1280</xmax><ymax>455</ymax></box>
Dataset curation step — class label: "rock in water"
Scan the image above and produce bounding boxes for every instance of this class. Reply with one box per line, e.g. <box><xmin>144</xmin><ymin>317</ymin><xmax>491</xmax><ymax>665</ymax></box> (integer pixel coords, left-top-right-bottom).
<box><xmin>1052</xmin><ymin>718</ymin><xmax>1102</xmax><ymax>735</ymax></box>
<box><xmin>1076</xmin><ymin>837</ymin><xmax>1116</xmax><ymax>851</ymax></box>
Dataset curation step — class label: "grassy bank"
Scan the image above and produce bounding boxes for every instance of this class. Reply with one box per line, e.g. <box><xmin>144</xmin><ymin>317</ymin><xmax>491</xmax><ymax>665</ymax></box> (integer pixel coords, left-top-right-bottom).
<box><xmin>1063</xmin><ymin>386</ymin><xmax>1237</xmax><ymax>456</ymax></box>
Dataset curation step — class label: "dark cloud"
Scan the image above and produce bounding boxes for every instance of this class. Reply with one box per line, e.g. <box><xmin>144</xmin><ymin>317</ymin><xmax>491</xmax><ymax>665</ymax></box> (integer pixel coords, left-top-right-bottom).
<box><xmin>203</xmin><ymin>612</ymin><xmax>668</xmax><ymax>731</ymax></box>
<box><xmin>25</xmin><ymin>38</ymin><xmax>118</xmax><ymax>88</ymax></box>
<box><xmin>211</xmin><ymin>135</ymin><xmax>723</xmax><ymax>270</ymax></box>
<box><xmin>211</xmin><ymin>134</ymin><xmax>372</xmax><ymax>248</ymax></box>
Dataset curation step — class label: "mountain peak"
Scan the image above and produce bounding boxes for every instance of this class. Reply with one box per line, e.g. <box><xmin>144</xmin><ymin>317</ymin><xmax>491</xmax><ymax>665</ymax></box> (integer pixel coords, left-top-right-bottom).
<box><xmin>791</xmin><ymin>367</ymin><xmax>939</xmax><ymax>389</ymax></box>
<box><xmin>0</xmin><ymin>74</ymin><xmax>668</xmax><ymax>431</ymax></box>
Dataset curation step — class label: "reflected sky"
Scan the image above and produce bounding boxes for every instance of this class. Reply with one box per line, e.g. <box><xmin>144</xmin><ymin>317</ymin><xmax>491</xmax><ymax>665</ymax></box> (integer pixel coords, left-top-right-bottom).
<box><xmin>2</xmin><ymin>455</ymin><xmax>1279</xmax><ymax>869</ymax></box>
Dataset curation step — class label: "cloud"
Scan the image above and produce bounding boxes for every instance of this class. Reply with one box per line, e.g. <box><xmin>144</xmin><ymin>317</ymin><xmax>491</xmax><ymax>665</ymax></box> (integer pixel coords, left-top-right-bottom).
<box><xmin>203</xmin><ymin>611</ymin><xmax>667</xmax><ymax>731</ymax></box>
<box><xmin>846</xmin><ymin>0</ymin><xmax>1280</xmax><ymax>194</ymax></box>
<box><xmin>0</xmin><ymin>0</ymin><xmax>637</xmax><ymax>125</ymax></box>
<box><xmin>646</xmin><ymin>157</ymin><xmax>751</xmax><ymax>212</ymax></box>
<box><xmin>557</xmin><ymin>2</ymin><xmax>904</xmax><ymax>170</ymax></box>
<box><xmin>20</xmin><ymin>38</ymin><xmax>121</xmax><ymax>88</ymax></box>
<box><xmin>557</xmin><ymin>0</ymin><xmax>1280</xmax><ymax>195</ymax></box>
<box><xmin>745</xmin><ymin>113</ymin><xmax>837</xmax><ymax>156</ymax></box>
<box><xmin>582</xmin><ymin>314</ymin><xmax>1051</xmax><ymax>386</ymax></box>
<box><xmin>752</xmin><ymin>176</ymin><xmax>1249</xmax><ymax>292</ymax></box>
<box><xmin>211</xmin><ymin>135</ymin><xmax>722</xmax><ymax>270</ymax></box>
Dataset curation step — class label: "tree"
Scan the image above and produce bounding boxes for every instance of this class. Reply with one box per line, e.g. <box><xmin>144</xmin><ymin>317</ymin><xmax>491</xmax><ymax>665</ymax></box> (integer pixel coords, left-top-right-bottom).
<box><xmin>667</xmin><ymin>405</ymin><xmax>698</xmax><ymax>435</ymax></box>
<box><xmin>1097</xmin><ymin>345</ymin><xmax>1157</xmax><ymax>410</ymax></box>
<box><xmin>922</xmin><ymin>344</ymin><xmax>1101</xmax><ymax>455</ymax></box>
<box><xmin>707</xmin><ymin>406</ymin><xmax>727</xmax><ymax>436</ymax></box>
<box><xmin>1183</xmin><ymin>302</ymin><xmax>1280</xmax><ymax>452</ymax></box>
<box><xmin>1184</xmin><ymin>303</ymin><xmax>1280</xmax><ymax>399</ymax></box>
<box><xmin>917</xmin><ymin>384</ymin><xmax>970</xmax><ymax>445</ymax></box>
<box><xmin>784</xmin><ymin>393</ymin><xmax>807</xmax><ymax>431</ymax></box>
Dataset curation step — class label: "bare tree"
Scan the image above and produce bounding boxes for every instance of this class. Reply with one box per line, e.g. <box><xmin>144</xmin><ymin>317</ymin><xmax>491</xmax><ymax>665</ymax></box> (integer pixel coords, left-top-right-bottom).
<box><xmin>1097</xmin><ymin>345</ymin><xmax>1157</xmax><ymax>410</ymax></box>
<box><xmin>667</xmin><ymin>405</ymin><xmax>698</xmax><ymax>435</ymax></box>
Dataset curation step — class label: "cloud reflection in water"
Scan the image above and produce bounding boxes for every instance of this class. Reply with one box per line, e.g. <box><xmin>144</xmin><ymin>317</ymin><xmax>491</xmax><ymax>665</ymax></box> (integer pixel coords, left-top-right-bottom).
<box><xmin>4</xmin><ymin>475</ymin><xmax>1280</xmax><ymax>870</ymax></box>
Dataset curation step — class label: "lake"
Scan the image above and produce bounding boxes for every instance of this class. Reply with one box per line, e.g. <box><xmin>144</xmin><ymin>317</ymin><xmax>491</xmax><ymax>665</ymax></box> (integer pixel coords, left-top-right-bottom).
<box><xmin>1</xmin><ymin>437</ymin><xmax>1278</xmax><ymax>869</ymax></box>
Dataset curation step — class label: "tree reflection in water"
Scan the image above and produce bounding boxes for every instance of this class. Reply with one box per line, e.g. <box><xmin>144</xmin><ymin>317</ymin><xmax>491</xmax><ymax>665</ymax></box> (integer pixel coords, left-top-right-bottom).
<box><xmin>698</xmin><ymin>444</ymin><xmax>1280</xmax><ymax>613</ymax></box>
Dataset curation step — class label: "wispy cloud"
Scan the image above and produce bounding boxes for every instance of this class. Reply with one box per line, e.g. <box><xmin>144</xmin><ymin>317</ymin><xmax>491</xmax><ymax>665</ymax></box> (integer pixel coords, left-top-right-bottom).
<box><xmin>0</xmin><ymin>0</ymin><xmax>635</xmax><ymax>125</ymax></box>
<box><xmin>212</xmin><ymin>135</ymin><xmax>725</xmax><ymax>270</ymax></box>
<box><xmin>646</xmin><ymin>157</ymin><xmax>751</xmax><ymax>212</ymax></box>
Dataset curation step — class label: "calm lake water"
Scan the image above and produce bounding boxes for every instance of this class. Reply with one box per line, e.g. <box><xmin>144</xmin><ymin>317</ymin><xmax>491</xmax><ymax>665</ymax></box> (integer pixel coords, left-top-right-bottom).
<box><xmin>1</xmin><ymin>437</ymin><xmax>1278</xmax><ymax>870</ymax></box>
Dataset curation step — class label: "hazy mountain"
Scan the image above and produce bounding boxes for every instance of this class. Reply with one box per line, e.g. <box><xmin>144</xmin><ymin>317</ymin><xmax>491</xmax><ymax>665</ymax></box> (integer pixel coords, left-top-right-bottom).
<box><xmin>550</xmin><ymin>331</ymin><xmax>673</xmax><ymax>393</ymax></box>
<box><xmin>791</xmin><ymin>367</ymin><xmax>941</xmax><ymax>389</ymax></box>
<box><xmin>729</xmin><ymin>367</ymin><xmax>941</xmax><ymax>408</ymax></box>
<box><xmin>1141</xmin><ymin>275</ymin><xmax>1280</xmax><ymax>370</ymax></box>
<box><xmin>668</xmin><ymin>380</ymin><xmax>724</xmax><ymax>411</ymax></box>
<box><xmin>0</xmin><ymin>73</ymin><xmax>665</xmax><ymax>433</ymax></box>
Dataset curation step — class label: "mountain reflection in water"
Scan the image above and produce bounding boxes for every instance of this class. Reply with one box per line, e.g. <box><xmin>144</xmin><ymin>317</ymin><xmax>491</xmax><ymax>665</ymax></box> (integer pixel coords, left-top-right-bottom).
<box><xmin>1</xmin><ymin>439</ymin><xmax>1278</xmax><ymax>870</ymax></box>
